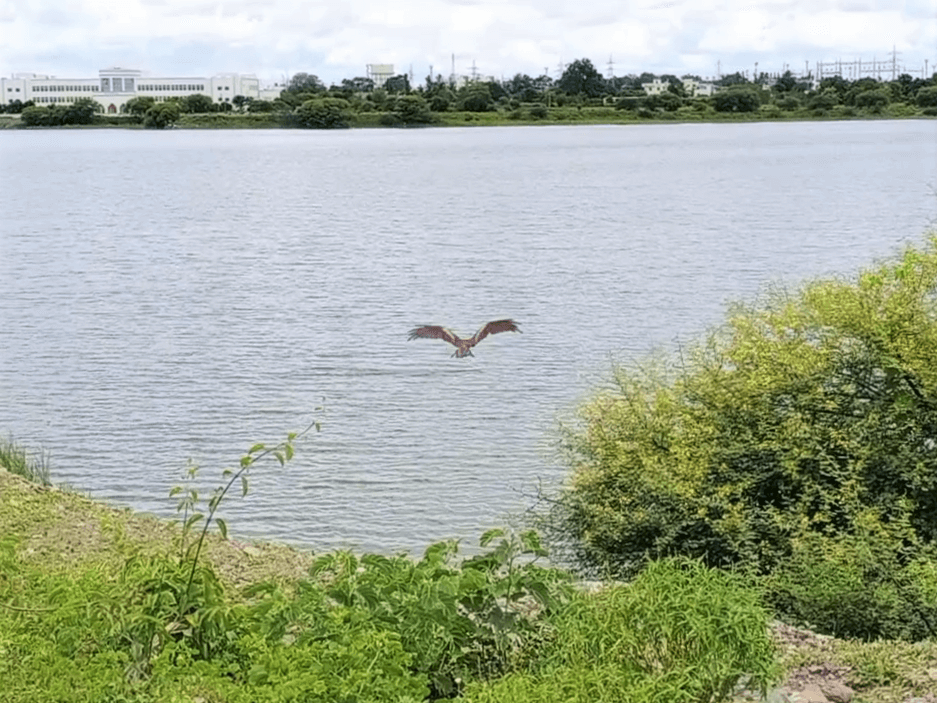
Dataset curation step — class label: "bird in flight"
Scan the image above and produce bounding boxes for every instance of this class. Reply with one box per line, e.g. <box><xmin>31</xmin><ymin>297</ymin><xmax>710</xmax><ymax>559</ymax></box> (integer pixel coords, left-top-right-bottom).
<box><xmin>407</xmin><ymin>319</ymin><xmax>521</xmax><ymax>357</ymax></box>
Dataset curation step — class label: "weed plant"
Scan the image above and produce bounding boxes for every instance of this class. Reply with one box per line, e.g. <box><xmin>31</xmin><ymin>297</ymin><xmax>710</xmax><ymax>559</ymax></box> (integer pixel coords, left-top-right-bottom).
<box><xmin>0</xmin><ymin>436</ymin><xmax>51</xmax><ymax>485</ymax></box>
<box><xmin>461</xmin><ymin>558</ymin><xmax>780</xmax><ymax>703</ymax></box>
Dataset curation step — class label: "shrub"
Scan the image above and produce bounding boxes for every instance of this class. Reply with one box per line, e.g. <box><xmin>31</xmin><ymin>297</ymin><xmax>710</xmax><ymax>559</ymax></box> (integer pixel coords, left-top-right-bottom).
<box><xmin>542</xmin><ymin>237</ymin><xmax>937</xmax><ymax>605</ymax></box>
<box><xmin>917</xmin><ymin>86</ymin><xmax>937</xmax><ymax>109</ymax></box>
<box><xmin>712</xmin><ymin>88</ymin><xmax>760</xmax><ymax>112</ymax></box>
<box><xmin>855</xmin><ymin>89</ymin><xmax>890</xmax><ymax>112</ymax></box>
<box><xmin>294</xmin><ymin>97</ymin><xmax>351</xmax><ymax>128</ymax></box>
<box><xmin>528</xmin><ymin>104</ymin><xmax>548</xmax><ymax>119</ymax></box>
<box><xmin>776</xmin><ymin>95</ymin><xmax>802</xmax><ymax>111</ymax></box>
<box><xmin>388</xmin><ymin>94</ymin><xmax>433</xmax><ymax>125</ymax></box>
<box><xmin>143</xmin><ymin>103</ymin><xmax>180</xmax><ymax>129</ymax></box>
<box><xmin>464</xmin><ymin>559</ymin><xmax>779</xmax><ymax>702</ymax></box>
<box><xmin>766</xmin><ymin>520</ymin><xmax>937</xmax><ymax>641</ymax></box>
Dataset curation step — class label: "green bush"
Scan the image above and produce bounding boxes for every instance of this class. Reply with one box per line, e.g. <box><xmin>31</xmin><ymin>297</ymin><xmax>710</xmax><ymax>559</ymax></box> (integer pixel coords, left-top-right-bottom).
<box><xmin>917</xmin><ymin>86</ymin><xmax>937</xmax><ymax>109</ymax></box>
<box><xmin>293</xmin><ymin>97</ymin><xmax>351</xmax><ymax>128</ymax></box>
<box><xmin>543</xmin><ymin>236</ymin><xmax>937</xmax><ymax>612</ymax></box>
<box><xmin>463</xmin><ymin>559</ymin><xmax>779</xmax><ymax>703</ymax></box>
<box><xmin>766</xmin><ymin>522</ymin><xmax>937</xmax><ymax>641</ymax></box>
<box><xmin>143</xmin><ymin>103</ymin><xmax>180</xmax><ymax>129</ymax></box>
<box><xmin>712</xmin><ymin>88</ymin><xmax>761</xmax><ymax>112</ymax></box>
<box><xmin>855</xmin><ymin>89</ymin><xmax>890</xmax><ymax>112</ymax></box>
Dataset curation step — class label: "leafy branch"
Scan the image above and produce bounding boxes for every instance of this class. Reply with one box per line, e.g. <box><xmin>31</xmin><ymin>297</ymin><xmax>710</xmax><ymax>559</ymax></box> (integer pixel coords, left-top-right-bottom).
<box><xmin>169</xmin><ymin>415</ymin><xmax>321</xmax><ymax>613</ymax></box>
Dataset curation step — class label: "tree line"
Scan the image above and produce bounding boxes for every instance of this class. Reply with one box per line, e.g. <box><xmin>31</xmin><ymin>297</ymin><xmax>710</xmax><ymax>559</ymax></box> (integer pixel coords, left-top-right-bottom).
<box><xmin>6</xmin><ymin>57</ymin><xmax>937</xmax><ymax>128</ymax></box>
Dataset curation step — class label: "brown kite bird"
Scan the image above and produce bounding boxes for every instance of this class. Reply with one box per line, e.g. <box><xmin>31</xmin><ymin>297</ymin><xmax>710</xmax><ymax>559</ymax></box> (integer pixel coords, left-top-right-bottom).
<box><xmin>407</xmin><ymin>319</ymin><xmax>521</xmax><ymax>357</ymax></box>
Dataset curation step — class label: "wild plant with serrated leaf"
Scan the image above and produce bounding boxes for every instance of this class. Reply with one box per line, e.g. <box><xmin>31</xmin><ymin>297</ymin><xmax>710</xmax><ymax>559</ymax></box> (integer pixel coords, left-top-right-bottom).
<box><xmin>121</xmin><ymin>416</ymin><xmax>320</xmax><ymax>676</ymax></box>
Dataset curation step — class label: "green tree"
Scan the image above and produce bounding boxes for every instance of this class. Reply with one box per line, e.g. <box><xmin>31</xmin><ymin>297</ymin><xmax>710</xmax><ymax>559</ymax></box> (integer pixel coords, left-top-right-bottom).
<box><xmin>716</xmin><ymin>71</ymin><xmax>750</xmax><ymax>87</ymax></box>
<box><xmin>646</xmin><ymin>92</ymin><xmax>682</xmax><ymax>112</ymax></box>
<box><xmin>917</xmin><ymin>86</ymin><xmax>937</xmax><ymax>108</ymax></box>
<box><xmin>342</xmin><ymin>76</ymin><xmax>375</xmax><ymax>93</ymax></box>
<box><xmin>181</xmin><ymin>93</ymin><xmax>216</xmax><ymax>113</ymax></box>
<box><xmin>855</xmin><ymin>88</ymin><xmax>890</xmax><ymax>111</ymax></box>
<box><xmin>428</xmin><ymin>87</ymin><xmax>455</xmax><ymax>112</ymax></box>
<box><xmin>807</xmin><ymin>88</ymin><xmax>840</xmax><ymax>112</ymax></box>
<box><xmin>712</xmin><ymin>87</ymin><xmax>760</xmax><ymax>112</ymax></box>
<box><xmin>557</xmin><ymin>58</ymin><xmax>606</xmax><ymax>98</ymax></box>
<box><xmin>818</xmin><ymin>76</ymin><xmax>851</xmax><ymax>102</ymax></box>
<box><xmin>773</xmin><ymin>70</ymin><xmax>798</xmax><ymax>94</ymax></box>
<box><xmin>844</xmin><ymin>77</ymin><xmax>883</xmax><ymax>106</ymax></box>
<box><xmin>232</xmin><ymin>95</ymin><xmax>251</xmax><ymax>112</ymax></box>
<box><xmin>123</xmin><ymin>96</ymin><xmax>155</xmax><ymax>116</ymax></box>
<box><xmin>542</xmin><ymin>237</ymin><xmax>937</xmax><ymax>600</ymax></box>
<box><xmin>294</xmin><ymin>97</ymin><xmax>351</xmax><ymax>128</ymax></box>
<box><xmin>143</xmin><ymin>102</ymin><xmax>181</xmax><ymax>129</ymax></box>
<box><xmin>3</xmin><ymin>99</ymin><xmax>29</xmax><ymax>114</ymax></box>
<box><xmin>458</xmin><ymin>84</ymin><xmax>494</xmax><ymax>112</ymax></box>
<box><xmin>287</xmin><ymin>72</ymin><xmax>326</xmax><ymax>94</ymax></box>
<box><xmin>247</xmin><ymin>99</ymin><xmax>275</xmax><ymax>113</ymax></box>
<box><xmin>20</xmin><ymin>105</ymin><xmax>52</xmax><ymax>126</ymax></box>
<box><xmin>775</xmin><ymin>94</ymin><xmax>802</xmax><ymax>111</ymax></box>
<box><xmin>387</xmin><ymin>94</ymin><xmax>433</xmax><ymax>124</ymax></box>
<box><xmin>61</xmin><ymin>97</ymin><xmax>100</xmax><ymax>124</ymax></box>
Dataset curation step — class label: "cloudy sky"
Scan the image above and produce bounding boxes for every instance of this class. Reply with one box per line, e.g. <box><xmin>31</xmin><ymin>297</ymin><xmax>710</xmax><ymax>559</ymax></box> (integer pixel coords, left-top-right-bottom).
<box><xmin>2</xmin><ymin>0</ymin><xmax>935</xmax><ymax>86</ymax></box>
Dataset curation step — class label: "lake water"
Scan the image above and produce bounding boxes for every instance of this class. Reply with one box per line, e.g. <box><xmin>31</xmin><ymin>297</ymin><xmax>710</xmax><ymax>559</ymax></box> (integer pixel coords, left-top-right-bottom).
<box><xmin>1</xmin><ymin>120</ymin><xmax>935</xmax><ymax>555</ymax></box>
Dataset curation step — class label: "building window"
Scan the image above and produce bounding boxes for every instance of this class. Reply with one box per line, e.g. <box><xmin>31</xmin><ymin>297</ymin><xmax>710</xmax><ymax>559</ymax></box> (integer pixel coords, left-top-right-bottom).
<box><xmin>101</xmin><ymin>78</ymin><xmax>110</xmax><ymax>91</ymax></box>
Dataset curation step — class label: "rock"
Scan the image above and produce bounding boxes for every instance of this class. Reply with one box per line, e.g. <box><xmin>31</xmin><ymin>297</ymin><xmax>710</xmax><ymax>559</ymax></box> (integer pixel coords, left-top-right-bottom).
<box><xmin>797</xmin><ymin>684</ymin><xmax>831</xmax><ymax>703</ymax></box>
<box><xmin>820</xmin><ymin>681</ymin><xmax>854</xmax><ymax>703</ymax></box>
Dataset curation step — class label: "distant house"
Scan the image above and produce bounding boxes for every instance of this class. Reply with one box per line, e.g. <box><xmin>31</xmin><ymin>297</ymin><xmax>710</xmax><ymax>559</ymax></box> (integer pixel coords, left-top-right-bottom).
<box><xmin>682</xmin><ymin>79</ymin><xmax>718</xmax><ymax>97</ymax></box>
<box><xmin>0</xmin><ymin>67</ymin><xmax>265</xmax><ymax>113</ymax></box>
<box><xmin>641</xmin><ymin>78</ymin><xmax>670</xmax><ymax>95</ymax></box>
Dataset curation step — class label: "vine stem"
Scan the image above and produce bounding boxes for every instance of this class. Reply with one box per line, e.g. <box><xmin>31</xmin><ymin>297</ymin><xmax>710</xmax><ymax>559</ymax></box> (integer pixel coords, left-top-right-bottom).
<box><xmin>179</xmin><ymin>419</ymin><xmax>318</xmax><ymax>613</ymax></box>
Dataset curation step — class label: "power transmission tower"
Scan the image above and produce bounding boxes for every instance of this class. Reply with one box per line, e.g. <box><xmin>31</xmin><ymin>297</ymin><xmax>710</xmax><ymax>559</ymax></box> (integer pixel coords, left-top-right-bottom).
<box><xmin>607</xmin><ymin>54</ymin><xmax>615</xmax><ymax>78</ymax></box>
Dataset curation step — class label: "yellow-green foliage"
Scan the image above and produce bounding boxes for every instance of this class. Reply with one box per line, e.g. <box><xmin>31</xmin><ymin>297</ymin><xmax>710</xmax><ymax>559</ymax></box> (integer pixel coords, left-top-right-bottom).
<box><xmin>462</xmin><ymin>559</ymin><xmax>780</xmax><ymax>703</ymax></box>
<box><xmin>552</xmin><ymin>236</ymin><xmax>937</xmax><ymax>632</ymax></box>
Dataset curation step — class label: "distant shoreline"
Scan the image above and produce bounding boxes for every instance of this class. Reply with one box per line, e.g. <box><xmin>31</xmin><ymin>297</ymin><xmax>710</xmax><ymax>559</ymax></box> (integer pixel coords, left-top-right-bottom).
<box><xmin>2</xmin><ymin>108</ymin><xmax>934</xmax><ymax>131</ymax></box>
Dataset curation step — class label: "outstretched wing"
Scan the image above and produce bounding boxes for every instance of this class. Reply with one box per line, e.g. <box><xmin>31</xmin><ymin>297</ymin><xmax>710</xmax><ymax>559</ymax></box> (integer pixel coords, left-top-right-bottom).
<box><xmin>471</xmin><ymin>319</ymin><xmax>521</xmax><ymax>346</ymax></box>
<box><xmin>407</xmin><ymin>325</ymin><xmax>462</xmax><ymax>347</ymax></box>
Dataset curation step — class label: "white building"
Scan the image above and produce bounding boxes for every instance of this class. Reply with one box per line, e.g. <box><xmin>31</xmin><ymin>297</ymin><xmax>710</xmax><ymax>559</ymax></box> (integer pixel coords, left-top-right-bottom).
<box><xmin>1</xmin><ymin>67</ymin><xmax>269</xmax><ymax>113</ymax></box>
<box><xmin>366</xmin><ymin>64</ymin><xmax>395</xmax><ymax>88</ymax></box>
<box><xmin>642</xmin><ymin>77</ymin><xmax>719</xmax><ymax>97</ymax></box>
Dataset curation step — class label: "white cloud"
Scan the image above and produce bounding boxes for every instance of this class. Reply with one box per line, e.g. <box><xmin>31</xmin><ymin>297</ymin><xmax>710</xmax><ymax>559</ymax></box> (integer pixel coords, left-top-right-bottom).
<box><xmin>2</xmin><ymin>0</ymin><xmax>934</xmax><ymax>84</ymax></box>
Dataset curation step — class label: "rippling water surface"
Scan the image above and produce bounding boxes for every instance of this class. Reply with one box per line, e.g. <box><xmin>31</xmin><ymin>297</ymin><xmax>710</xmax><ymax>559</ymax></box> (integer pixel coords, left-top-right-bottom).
<box><xmin>1</xmin><ymin>121</ymin><xmax>935</xmax><ymax>553</ymax></box>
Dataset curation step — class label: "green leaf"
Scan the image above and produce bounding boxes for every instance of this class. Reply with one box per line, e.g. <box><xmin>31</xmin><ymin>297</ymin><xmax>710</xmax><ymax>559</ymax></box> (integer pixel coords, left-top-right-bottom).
<box><xmin>184</xmin><ymin>513</ymin><xmax>205</xmax><ymax>531</ymax></box>
<box><xmin>169</xmin><ymin>486</ymin><xmax>182</xmax><ymax>497</ymax></box>
<box><xmin>520</xmin><ymin>529</ymin><xmax>544</xmax><ymax>554</ymax></box>
<box><xmin>480</xmin><ymin>528</ymin><xmax>506</xmax><ymax>547</ymax></box>
<box><xmin>285</xmin><ymin>444</ymin><xmax>294</xmax><ymax>461</ymax></box>
<box><xmin>216</xmin><ymin>518</ymin><xmax>228</xmax><ymax>540</ymax></box>
<box><xmin>274</xmin><ymin>451</ymin><xmax>285</xmax><ymax>466</ymax></box>
<box><xmin>241</xmin><ymin>475</ymin><xmax>249</xmax><ymax>497</ymax></box>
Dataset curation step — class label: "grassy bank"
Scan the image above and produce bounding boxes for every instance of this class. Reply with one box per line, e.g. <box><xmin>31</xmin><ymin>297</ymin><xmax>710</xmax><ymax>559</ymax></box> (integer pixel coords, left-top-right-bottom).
<box><xmin>1</xmin><ymin>443</ymin><xmax>936</xmax><ymax>702</ymax></box>
<box><xmin>2</xmin><ymin>103</ymin><xmax>933</xmax><ymax>131</ymax></box>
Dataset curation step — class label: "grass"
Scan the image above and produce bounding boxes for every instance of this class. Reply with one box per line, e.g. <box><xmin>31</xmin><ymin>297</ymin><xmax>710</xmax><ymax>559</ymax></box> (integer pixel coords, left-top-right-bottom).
<box><xmin>0</xmin><ymin>436</ymin><xmax>51</xmax><ymax>485</ymax></box>
<box><xmin>2</xmin><ymin>439</ymin><xmax>935</xmax><ymax>702</ymax></box>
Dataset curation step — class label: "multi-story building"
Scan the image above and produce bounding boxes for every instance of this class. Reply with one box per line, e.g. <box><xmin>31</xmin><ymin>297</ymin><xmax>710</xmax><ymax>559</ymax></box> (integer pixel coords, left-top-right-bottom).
<box><xmin>1</xmin><ymin>67</ymin><xmax>273</xmax><ymax>113</ymax></box>
<box><xmin>642</xmin><ymin>77</ymin><xmax>719</xmax><ymax>97</ymax></box>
